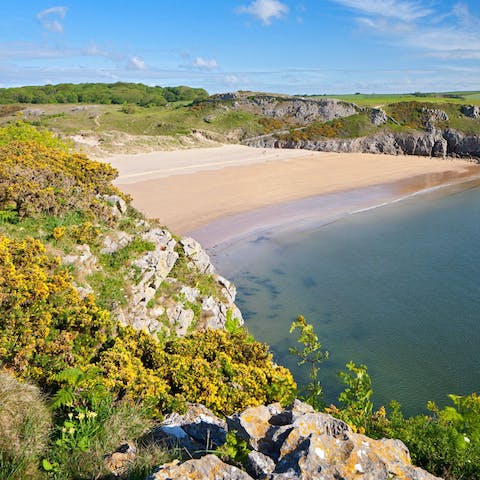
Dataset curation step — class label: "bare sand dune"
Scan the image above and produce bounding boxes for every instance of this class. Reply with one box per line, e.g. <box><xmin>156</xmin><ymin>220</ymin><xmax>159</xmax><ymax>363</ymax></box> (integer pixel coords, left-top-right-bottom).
<box><xmin>107</xmin><ymin>145</ymin><xmax>479</xmax><ymax>235</ymax></box>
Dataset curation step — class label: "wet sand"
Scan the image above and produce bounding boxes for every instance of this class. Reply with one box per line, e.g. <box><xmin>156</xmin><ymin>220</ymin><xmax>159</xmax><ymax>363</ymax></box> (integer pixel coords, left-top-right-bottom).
<box><xmin>108</xmin><ymin>145</ymin><xmax>480</xmax><ymax>239</ymax></box>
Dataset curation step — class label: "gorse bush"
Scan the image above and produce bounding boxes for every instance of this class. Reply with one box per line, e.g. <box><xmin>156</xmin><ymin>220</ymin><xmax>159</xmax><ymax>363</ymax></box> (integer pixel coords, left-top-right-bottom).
<box><xmin>0</xmin><ymin>121</ymin><xmax>69</xmax><ymax>151</ymax></box>
<box><xmin>0</xmin><ymin>372</ymin><xmax>51</xmax><ymax>480</ymax></box>
<box><xmin>0</xmin><ymin>235</ymin><xmax>114</xmax><ymax>385</ymax></box>
<box><xmin>0</xmin><ymin>140</ymin><xmax>125</xmax><ymax>221</ymax></box>
<box><xmin>0</xmin><ymin>233</ymin><xmax>295</xmax><ymax>418</ymax></box>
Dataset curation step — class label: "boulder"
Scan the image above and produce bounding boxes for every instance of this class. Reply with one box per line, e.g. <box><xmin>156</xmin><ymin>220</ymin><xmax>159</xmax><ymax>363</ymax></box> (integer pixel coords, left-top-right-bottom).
<box><xmin>461</xmin><ymin>105</ymin><xmax>480</xmax><ymax>119</ymax></box>
<box><xmin>154</xmin><ymin>404</ymin><xmax>227</xmax><ymax>454</ymax></box>
<box><xmin>104</xmin><ymin>443</ymin><xmax>137</xmax><ymax>476</ymax></box>
<box><xmin>147</xmin><ymin>455</ymin><xmax>254</xmax><ymax>480</ymax></box>
<box><xmin>147</xmin><ymin>400</ymin><xmax>442</xmax><ymax>480</ymax></box>
<box><xmin>181</xmin><ymin>237</ymin><xmax>216</xmax><ymax>274</ymax></box>
<box><xmin>370</xmin><ymin>108</ymin><xmax>388</xmax><ymax>126</ymax></box>
<box><xmin>62</xmin><ymin>244</ymin><xmax>98</xmax><ymax>275</ymax></box>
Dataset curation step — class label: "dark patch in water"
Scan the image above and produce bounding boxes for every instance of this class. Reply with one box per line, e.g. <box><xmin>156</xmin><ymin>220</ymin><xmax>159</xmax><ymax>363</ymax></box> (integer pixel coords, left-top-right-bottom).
<box><xmin>272</xmin><ymin>268</ymin><xmax>287</xmax><ymax>276</ymax></box>
<box><xmin>302</xmin><ymin>276</ymin><xmax>318</xmax><ymax>288</ymax></box>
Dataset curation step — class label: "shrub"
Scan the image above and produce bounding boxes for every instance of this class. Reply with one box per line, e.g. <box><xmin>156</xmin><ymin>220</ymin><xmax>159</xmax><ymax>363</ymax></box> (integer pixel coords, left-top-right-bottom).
<box><xmin>0</xmin><ymin>371</ymin><xmax>51</xmax><ymax>479</ymax></box>
<box><xmin>0</xmin><ymin>140</ymin><xmax>126</xmax><ymax>222</ymax></box>
<box><xmin>374</xmin><ymin>396</ymin><xmax>480</xmax><ymax>479</ymax></box>
<box><xmin>0</xmin><ymin>234</ymin><xmax>114</xmax><ymax>386</ymax></box>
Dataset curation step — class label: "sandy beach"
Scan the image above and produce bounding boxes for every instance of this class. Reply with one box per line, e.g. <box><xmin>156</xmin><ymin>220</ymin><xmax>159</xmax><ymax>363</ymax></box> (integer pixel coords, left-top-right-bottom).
<box><xmin>109</xmin><ymin>145</ymin><xmax>480</xmax><ymax>238</ymax></box>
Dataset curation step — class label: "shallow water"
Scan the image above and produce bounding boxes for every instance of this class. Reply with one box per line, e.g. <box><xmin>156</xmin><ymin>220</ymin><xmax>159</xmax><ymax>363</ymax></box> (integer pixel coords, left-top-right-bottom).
<box><xmin>212</xmin><ymin>183</ymin><xmax>480</xmax><ymax>416</ymax></box>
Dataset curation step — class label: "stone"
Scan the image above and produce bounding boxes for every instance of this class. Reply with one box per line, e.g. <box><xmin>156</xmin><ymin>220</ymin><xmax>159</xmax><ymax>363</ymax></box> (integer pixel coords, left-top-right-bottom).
<box><xmin>181</xmin><ymin>237</ymin><xmax>216</xmax><ymax>274</ymax></box>
<box><xmin>148</xmin><ymin>401</ymin><xmax>441</xmax><ymax>480</ymax></box>
<box><xmin>422</xmin><ymin>108</ymin><xmax>449</xmax><ymax>123</ymax></box>
<box><xmin>227</xmin><ymin>404</ymin><xmax>283</xmax><ymax>451</ymax></box>
<box><xmin>100</xmin><ymin>231</ymin><xmax>132</xmax><ymax>254</ymax></box>
<box><xmin>216</xmin><ymin>275</ymin><xmax>237</xmax><ymax>304</ymax></box>
<box><xmin>247</xmin><ymin>451</ymin><xmax>276</xmax><ymax>478</ymax></box>
<box><xmin>101</xmin><ymin>194</ymin><xmax>128</xmax><ymax>215</ymax></box>
<box><xmin>147</xmin><ymin>454</ymin><xmax>254</xmax><ymax>480</ymax></box>
<box><xmin>104</xmin><ymin>442</ymin><xmax>137</xmax><ymax>476</ymax></box>
<box><xmin>155</xmin><ymin>404</ymin><xmax>227</xmax><ymax>454</ymax></box>
<box><xmin>370</xmin><ymin>108</ymin><xmax>388</xmax><ymax>126</ymax></box>
<box><xmin>166</xmin><ymin>303</ymin><xmax>195</xmax><ymax>336</ymax></box>
<box><xmin>62</xmin><ymin>244</ymin><xmax>98</xmax><ymax>275</ymax></box>
<box><xmin>461</xmin><ymin>105</ymin><xmax>480</xmax><ymax>119</ymax></box>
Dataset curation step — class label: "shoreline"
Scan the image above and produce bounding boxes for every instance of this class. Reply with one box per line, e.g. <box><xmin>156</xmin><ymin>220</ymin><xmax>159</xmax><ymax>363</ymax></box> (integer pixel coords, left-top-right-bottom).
<box><xmin>109</xmin><ymin>145</ymin><xmax>480</xmax><ymax>246</ymax></box>
<box><xmin>190</xmin><ymin>172</ymin><xmax>480</xmax><ymax>252</ymax></box>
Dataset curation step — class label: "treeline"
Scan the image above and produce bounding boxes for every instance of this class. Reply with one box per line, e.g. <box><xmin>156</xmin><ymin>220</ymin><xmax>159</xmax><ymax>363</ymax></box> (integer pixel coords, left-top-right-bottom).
<box><xmin>0</xmin><ymin>82</ymin><xmax>209</xmax><ymax>106</ymax></box>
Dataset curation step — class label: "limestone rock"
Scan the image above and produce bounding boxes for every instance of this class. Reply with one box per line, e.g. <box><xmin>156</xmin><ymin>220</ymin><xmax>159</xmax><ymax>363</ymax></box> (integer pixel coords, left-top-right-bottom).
<box><xmin>154</xmin><ymin>404</ymin><xmax>227</xmax><ymax>454</ymax></box>
<box><xmin>181</xmin><ymin>237</ymin><xmax>216</xmax><ymax>274</ymax></box>
<box><xmin>461</xmin><ymin>105</ymin><xmax>480</xmax><ymax>119</ymax></box>
<box><xmin>166</xmin><ymin>303</ymin><xmax>195</xmax><ymax>336</ymax></box>
<box><xmin>100</xmin><ymin>230</ymin><xmax>132</xmax><ymax>254</ymax></box>
<box><xmin>247</xmin><ymin>451</ymin><xmax>276</xmax><ymax>478</ymax></box>
<box><xmin>104</xmin><ymin>442</ymin><xmax>137</xmax><ymax>476</ymax></box>
<box><xmin>370</xmin><ymin>108</ymin><xmax>388</xmax><ymax>126</ymax></box>
<box><xmin>147</xmin><ymin>400</ymin><xmax>441</xmax><ymax>480</ymax></box>
<box><xmin>422</xmin><ymin>108</ymin><xmax>449</xmax><ymax>123</ymax></box>
<box><xmin>147</xmin><ymin>454</ymin><xmax>254</xmax><ymax>480</ymax></box>
<box><xmin>62</xmin><ymin>244</ymin><xmax>98</xmax><ymax>275</ymax></box>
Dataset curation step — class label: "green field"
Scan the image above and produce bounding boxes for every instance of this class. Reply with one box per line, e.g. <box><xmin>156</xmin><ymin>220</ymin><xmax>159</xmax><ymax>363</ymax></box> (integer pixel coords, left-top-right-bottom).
<box><xmin>313</xmin><ymin>92</ymin><xmax>480</xmax><ymax>107</ymax></box>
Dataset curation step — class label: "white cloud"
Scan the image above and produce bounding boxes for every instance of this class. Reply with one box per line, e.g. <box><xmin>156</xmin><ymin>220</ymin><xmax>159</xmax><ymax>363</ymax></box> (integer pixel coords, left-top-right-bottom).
<box><xmin>192</xmin><ymin>57</ymin><xmax>218</xmax><ymax>70</ymax></box>
<box><xmin>332</xmin><ymin>0</ymin><xmax>432</xmax><ymax>21</ymax></box>
<box><xmin>237</xmin><ymin>0</ymin><xmax>289</xmax><ymax>25</ymax></box>
<box><xmin>338</xmin><ymin>1</ymin><xmax>480</xmax><ymax>60</ymax></box>
<box><xmin>36</xmin><ymin>6</ymin><xmax>67</xmax><ymax>33</ymax></box>
<box><xmin>127</xmin><ymin>56</ymin><xmax>147</xmax><ymax>70</ymax></box>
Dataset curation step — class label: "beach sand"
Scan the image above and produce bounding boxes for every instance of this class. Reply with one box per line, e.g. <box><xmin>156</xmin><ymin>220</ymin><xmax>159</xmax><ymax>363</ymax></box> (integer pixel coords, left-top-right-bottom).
<box><xmin>109</xmin><ymin>145</ymin><xmax>480</xmax><ymax>238</ymax></box>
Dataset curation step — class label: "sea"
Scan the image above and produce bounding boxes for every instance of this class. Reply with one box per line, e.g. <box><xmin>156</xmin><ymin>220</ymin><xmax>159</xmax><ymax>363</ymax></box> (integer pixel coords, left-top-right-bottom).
<box><xmin>207</xmin><ymin>179</ymin><xmax>480</xmax><ymax>416</ymax></box>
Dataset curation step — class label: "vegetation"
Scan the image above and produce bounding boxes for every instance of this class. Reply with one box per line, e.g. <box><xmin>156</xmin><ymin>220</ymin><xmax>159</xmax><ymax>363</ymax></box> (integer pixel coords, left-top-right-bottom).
<box><xmin>0</xmin><ymin>122</ymin><xmax>298</xmax><ymax>478</ymax></box>
<box><xmin>0</xmin><ymin>82</ymin><xmax>208</xmax><ymax>106</ymax></box>
<box><xmin>2</xmin><ymin>120</ymin><xmax>480</xmax><ymax>479</ymax></box>
<box><xmin>290</xmin><ymin>316</ymin><xmax>480</xmax><ymax>479</ymax></box>
<box><xmin>321</xmin><ymin>91</ymin><xmax>480</xmax><ymax>107</ymax></box>
<box><xmin>0</xmin><ymin>373</ymin><xmax>51</xmax><ymax>479</ymax></box>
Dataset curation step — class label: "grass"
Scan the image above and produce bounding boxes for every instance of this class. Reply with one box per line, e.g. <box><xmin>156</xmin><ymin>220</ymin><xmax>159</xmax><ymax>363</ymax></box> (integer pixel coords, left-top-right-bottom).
<box><xmin>0</xmin><ymin>373</ymin><xmax>52</xmax><ymax>480</ymax></box>
<box><xmin>323</xmin><ymin>91</ymin><xmax>480</xmax><ymax>107</ymax></box>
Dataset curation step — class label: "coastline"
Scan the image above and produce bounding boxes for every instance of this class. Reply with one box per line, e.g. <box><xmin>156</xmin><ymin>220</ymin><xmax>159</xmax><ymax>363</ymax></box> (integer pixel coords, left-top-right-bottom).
<box><xmin>109</xmin><ymin>145</ymin><xmax>480</xmax><ymax>246</ymax></box>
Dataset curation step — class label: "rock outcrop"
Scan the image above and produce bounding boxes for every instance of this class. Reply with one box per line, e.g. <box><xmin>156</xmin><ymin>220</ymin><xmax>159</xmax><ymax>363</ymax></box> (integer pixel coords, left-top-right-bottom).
<box><xmin>246</xmin><ymin>128</ymin><xmax>480</xmax><ymax>160</ymax></box>
<box><xmin>461</xmin><ymin>105</ymin><xmax>480</xmax><ymax>119</ymax></box>
<box><xmin>210</xmin><ymin>93</ymin><xmax>359</xmax><ymax>124</ymax></box>
<box><xmin>151</xmin><ymin>400</ymin><xmax>441</xmax><ymax>480</ymax></box>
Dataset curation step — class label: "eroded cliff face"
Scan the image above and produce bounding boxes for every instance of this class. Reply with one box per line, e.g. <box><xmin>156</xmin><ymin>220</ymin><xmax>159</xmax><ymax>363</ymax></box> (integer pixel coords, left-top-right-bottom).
<box><xmin>245</xmin><ymin>127</ymin><xmax>480</xmax><ymax>160</ymax></box>
<box><xmin>61</xmin><ymin>208</ymin><xmax>243</xmax><ymax>338</ymax></box>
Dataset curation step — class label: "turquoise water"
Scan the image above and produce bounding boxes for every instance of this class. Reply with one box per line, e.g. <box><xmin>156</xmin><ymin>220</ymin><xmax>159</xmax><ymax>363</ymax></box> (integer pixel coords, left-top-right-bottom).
<box><xmin>212</xmin><ymin>184</ymin><xmax>480</xmax><ymax>416</ymax></box>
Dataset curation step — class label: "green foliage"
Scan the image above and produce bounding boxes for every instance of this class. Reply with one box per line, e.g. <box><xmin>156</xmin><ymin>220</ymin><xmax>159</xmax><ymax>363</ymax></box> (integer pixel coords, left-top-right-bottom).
<box><xmin>0</xmin><ymin>82</ymin><xmax>208</xmax><ymax>106</ymax></box>
<box><xmin>289</xmin><ymin>315</ymin><xmax>328</xmax><ymax>410</ymax></box>
<box><xmin>0</xmin><ymin>372</ymin><xmax>52</xmax><ymax>480</ymax></box>
<box><xmin>371</xmin><ymin>395</ymin><xmax>480</xmax><ymax>479</ymax></box>
<box><xmin>215</xmin><ymin>431</ymin><xmax>251</xmax><ymax>467</ymax></box>
<box><xmin>0</xmin><ymin>121</ymin><xmax>69</xmax><ymax>151</ymax></box>
<box><xmin>334</xmin><ymin>361</ymin><xmax>374</xmax><ymax>433</ymax></box>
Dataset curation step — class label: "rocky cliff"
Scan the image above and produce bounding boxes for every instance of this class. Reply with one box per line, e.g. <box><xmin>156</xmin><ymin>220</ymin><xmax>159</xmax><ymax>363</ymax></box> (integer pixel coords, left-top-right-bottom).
<box><xmin>245</xmin><ymin>127</ymin><xmax>480</xmax><ymax>159</ymax></box>
<box><xmin>211</xmin><ymin>93</ymin><xmax>359</xmax><ymax>124</ymax></box>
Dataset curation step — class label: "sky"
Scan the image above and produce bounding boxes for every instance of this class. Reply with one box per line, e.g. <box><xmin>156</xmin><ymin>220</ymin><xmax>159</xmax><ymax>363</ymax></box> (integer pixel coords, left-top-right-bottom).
<box><xmin>1</xmin><ymin>0</ymin><xmax>479</xmax><ymax>94</ymax></box>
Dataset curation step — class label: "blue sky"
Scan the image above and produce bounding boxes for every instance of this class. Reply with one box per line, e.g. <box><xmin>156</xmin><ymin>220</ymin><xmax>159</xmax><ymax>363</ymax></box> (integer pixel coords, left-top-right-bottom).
<box><xmin>1</xmin><ymin>0</ymin><xmax>479</xmax><ymax>94</ymax></box>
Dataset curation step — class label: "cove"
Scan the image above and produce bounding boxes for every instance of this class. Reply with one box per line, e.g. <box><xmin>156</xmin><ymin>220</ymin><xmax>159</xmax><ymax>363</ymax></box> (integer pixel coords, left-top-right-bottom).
<box><xmin>209</xmin><ymin>181</ymin><xmax>480</xmax><ymax>416</ymax></box>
